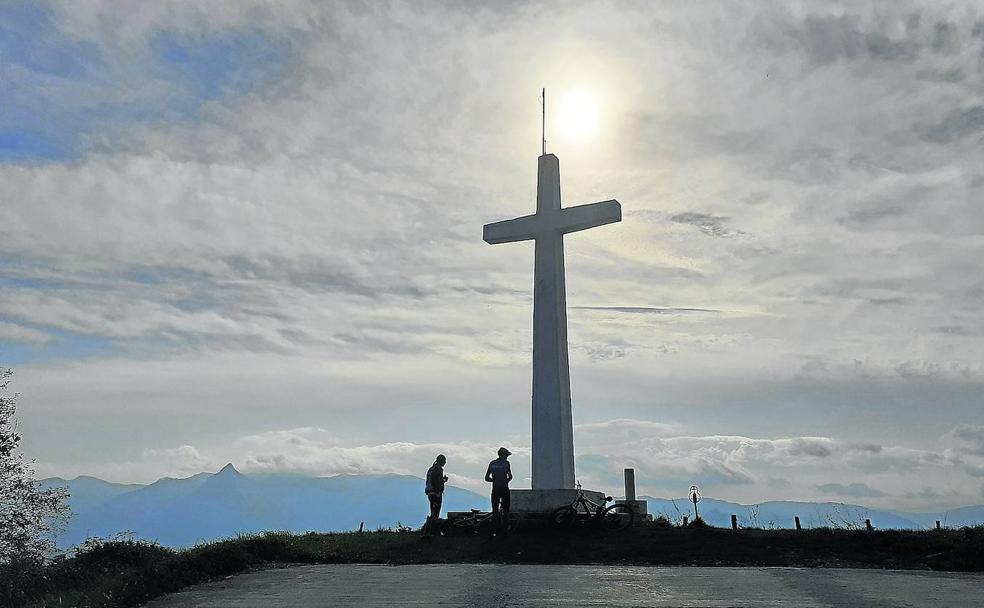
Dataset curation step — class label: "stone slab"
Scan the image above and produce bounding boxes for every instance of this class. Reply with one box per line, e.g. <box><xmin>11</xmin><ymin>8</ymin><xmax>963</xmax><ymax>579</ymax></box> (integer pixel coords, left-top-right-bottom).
<box><xmin>613</xmin><ymin>499</ymin><xmax>650</xmax><ymax>516</ymax></box>
<box><xmin>509</xmin><ymin>488</ymin><xmax>608</xmax><ymax>513</ymax></box>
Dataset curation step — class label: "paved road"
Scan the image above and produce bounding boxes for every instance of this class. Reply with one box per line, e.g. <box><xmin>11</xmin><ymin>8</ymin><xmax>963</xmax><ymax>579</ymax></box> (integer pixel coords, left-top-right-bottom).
<box><xmin>146</xmin><ymin>564</ymin><xmax>984</xmax><ymax>607</ymax></box>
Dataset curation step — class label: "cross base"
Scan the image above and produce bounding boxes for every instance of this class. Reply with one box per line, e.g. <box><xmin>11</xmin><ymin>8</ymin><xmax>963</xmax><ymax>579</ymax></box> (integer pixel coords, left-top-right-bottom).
<box><xmin>508</xmin><ymin>488</ymin><xmax>608</xmax><ymax>514</ymax></box>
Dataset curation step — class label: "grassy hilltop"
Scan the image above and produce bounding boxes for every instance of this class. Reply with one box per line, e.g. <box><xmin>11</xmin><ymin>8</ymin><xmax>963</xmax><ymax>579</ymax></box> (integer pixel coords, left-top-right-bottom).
<box><xmin>5</xmin><ymin>523</ymin><xmax>984</xmax><ymax>608</ymax></box>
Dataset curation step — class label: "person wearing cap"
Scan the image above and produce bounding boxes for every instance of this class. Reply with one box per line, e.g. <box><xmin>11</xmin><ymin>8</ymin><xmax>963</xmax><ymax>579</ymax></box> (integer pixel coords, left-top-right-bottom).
<box><xmin>423</xmin><ymin>454</ymin><xmax>448</xmax><ymax>536</ymax></box>
<box><xmin>485</xmin><ymin>447</ymin><xmax>513</xmax><ymax>535</ymax></box>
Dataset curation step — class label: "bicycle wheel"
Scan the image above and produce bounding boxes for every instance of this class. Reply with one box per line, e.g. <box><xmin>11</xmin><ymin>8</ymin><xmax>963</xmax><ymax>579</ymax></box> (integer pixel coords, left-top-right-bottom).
<box><xmin>550</xmin><ymin>505</ymin><xmax>578</xmax><ymax>530</ymax></box>
<box><xmin>600</xmin><ymin>504</ymin><xmax>635</xmax><ymax>531</ymax></box>
<box><xmin>447</xmin><ymin>516</ymin><xmax>473</xmax><ymax>531</ymax></box>
<box><xmin>449</xmin><ymin>513</ymin><xmax>486</xmax><ymax>534</ymax></box>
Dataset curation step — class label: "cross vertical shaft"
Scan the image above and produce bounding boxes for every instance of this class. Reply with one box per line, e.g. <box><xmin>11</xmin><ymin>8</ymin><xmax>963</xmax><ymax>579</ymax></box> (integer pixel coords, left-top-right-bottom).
<box><xmin>531</xmin><ymin>154</ymin><xmax>574</xmax><ymax>488</ymax></box>
<box><xmin>483</xmin><ymin>153</ymin><xmax>621</xmax><ymax>490</ymax></box>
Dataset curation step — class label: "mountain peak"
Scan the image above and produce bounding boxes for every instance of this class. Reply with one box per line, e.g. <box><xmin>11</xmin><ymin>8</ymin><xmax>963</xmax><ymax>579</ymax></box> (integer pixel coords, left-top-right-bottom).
<box><xmin>216</xmin><ymin>463</ymin><xmax>243</xmax><ymax>477</ymax></box>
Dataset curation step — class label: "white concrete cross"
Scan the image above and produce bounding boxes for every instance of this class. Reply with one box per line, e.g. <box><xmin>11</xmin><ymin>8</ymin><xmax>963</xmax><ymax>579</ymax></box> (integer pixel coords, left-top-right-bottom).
<box><xmin>483</xmin><ymin>153</ymin><xmax>621</xmax><ymax>489</ymax></box>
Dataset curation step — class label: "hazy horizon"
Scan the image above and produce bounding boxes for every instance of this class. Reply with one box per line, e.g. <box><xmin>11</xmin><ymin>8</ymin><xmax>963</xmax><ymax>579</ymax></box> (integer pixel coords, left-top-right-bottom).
<box><xmin>3</xmin><ymin>1</ymin><xmax>984</xmax><ymax>512</ymax></box>
<box><xmin>42</xmin><ymin>462</ymin><xmax>984</xmax><ymax>516</ymax></box>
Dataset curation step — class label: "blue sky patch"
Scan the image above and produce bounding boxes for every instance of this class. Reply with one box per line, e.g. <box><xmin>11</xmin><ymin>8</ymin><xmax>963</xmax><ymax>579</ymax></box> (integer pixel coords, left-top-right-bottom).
<box><xmin>0</xmin><ymin>275</ymin><xmax>73</xmax><ymax>290</ymax></box>
<box><xmin>0</xmin><ymin>4</ymin><xmax>292</xmax><ymax>164</ymax></box>
<box><xmin>151</xmin><ymin>30</ymin><xmax>290</xmax><ymax>101</ymax></box>
<box><xmin>0</xmin><ymin>2</ymin><xmax>99</xmax><ymax>78</ymax></box>
<box><xmin>0</xmin><ymin>131</ymin><xmax>72</xmax><ymax>162</ymax></box>
<box><xmin>0</xmin><ymin>322</ymin><xmax>115</xmax><ymax>365</ymax></box>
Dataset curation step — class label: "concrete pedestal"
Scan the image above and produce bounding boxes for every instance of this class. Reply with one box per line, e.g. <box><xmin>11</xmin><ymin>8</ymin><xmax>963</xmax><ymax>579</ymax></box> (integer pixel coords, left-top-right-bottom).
<box><xmin>509</xmin><ymin>488</ymin><xmax>608</xmax><ymax>514</ymax></box>
<box><xmin>613</xmin><ymin>499</ymin><xmax>651</xmax><ymax>520</ymax></box>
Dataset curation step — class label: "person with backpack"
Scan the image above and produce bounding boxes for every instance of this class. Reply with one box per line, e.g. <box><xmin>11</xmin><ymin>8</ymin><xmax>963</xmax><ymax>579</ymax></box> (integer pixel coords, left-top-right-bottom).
<box><xmin>423</xmin><ymin>454</ymin><xmax>448</xmax><ymax>536</ymax></box>
<box><xmin>485</xmin><ymin>447</ymin><xmax>513</xmax><ymax>535</ymax></box>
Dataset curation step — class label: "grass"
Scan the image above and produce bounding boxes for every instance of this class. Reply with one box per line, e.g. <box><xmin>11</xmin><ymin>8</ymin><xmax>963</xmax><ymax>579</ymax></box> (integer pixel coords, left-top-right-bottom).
<box><xmin>4</xmin><ymin>524</ymin><xmax>984</xmax><ymax>608</ymax></box>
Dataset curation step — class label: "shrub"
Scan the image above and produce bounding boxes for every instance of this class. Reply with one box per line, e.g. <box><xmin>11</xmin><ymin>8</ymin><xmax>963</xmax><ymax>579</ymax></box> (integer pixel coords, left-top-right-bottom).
<box><xmin>0</xmin><ymin>368</ymin><xmax>70</xmax><ymax>564</ymax></box>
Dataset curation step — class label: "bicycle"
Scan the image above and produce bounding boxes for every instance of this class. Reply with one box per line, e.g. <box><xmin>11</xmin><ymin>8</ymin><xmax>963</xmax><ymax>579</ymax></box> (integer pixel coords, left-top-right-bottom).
<box><xmin>549</xmin><ymin>482</ymin><xmax>635</xmax><ymax>531</ymax></box>
<box><xmin>446</xmin><ymin>509</ymin><xmax>522</xmax><ymax>535</ymax></box>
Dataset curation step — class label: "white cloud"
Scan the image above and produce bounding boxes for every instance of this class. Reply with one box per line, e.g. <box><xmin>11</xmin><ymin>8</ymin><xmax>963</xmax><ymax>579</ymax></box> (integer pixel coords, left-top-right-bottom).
<box><xmin>32</xmin><ymin>420</ymin><xmax>984</xmax><ymax>511</ymax></box>
<box><xmin>0</xmin><ymin>322</ymin><xmax>51</xmax><ymax>344</ymax></box>
<box><xmin>947</xmin><ymin>425</ymin><xmax>984</xmax><ymax>456</ymax></box>
<box><xmin>5</xmin><ymin>1</ymin><xmax>984</xmax><ymax>513</ymax></box>
<box><xmin>143</xmin><ymin>444</ymin><xmax>212</xmax><ymax>476</ymax></box>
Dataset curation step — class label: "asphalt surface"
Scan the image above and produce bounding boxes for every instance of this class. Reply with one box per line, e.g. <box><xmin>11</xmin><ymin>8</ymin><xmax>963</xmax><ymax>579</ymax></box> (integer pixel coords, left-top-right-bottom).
<box><xmin>145</xmin><ymin>564</ymin><xmax>984</xmax><ymax>607</ymax></box>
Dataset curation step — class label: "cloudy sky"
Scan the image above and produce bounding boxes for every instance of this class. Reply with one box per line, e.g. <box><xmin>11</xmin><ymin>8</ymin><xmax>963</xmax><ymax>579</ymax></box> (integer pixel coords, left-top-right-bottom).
<box><xmin>2</xmin><ymin>0</ymin><xmax>984</xmax><ymax>511</ymax></box>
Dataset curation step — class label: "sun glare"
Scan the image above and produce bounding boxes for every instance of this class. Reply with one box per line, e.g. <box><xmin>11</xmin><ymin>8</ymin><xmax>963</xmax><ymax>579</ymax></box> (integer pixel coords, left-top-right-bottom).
<box><xmin>556</xmin><ymin>90</ymin><xmax>599</xmax><ymax>140</ymax></box>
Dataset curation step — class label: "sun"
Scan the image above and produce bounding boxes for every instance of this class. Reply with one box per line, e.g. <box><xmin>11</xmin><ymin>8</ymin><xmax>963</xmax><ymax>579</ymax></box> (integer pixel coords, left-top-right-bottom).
<box><xmin>556</xmin><ymin>90</ymin><xmax>599</xmax><ymax>140</ymax></box>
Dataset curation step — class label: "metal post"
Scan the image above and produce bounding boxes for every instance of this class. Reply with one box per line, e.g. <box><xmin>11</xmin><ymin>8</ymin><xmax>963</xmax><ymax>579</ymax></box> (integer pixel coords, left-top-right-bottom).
<box><xmin>731</xmin><ymin>514</ymin><xmax>738</xmax><ymax>530</ymax></box>
<box><xmin>541</xmin><ymin>87</ymin><xmax>546</xmax><ymax>155</ymax></box>
<box><xmin>795</xmin><ymin>516</ymin><xmax>801</xmax><ymax>530</ymax></box>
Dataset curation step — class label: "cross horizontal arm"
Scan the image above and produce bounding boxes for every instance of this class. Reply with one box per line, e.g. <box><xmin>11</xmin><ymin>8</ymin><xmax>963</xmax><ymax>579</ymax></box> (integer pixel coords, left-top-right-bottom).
<box><xmin>557</xmin><ymin>199</ymin><xmax>621</xmax><ymax>235</ymax></box>
<box><xmin>484</xmin><ymin>213</ymin><xmax>539</xmax><ymax>244</ymax></box>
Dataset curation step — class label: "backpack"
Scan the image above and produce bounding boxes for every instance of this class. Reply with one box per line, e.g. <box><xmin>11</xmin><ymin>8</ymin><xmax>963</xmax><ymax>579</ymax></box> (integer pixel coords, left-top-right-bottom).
<box><xmin>424</xmin><ymin>464</ymin><xmax>436</xmax><ymax>494</ymax></box>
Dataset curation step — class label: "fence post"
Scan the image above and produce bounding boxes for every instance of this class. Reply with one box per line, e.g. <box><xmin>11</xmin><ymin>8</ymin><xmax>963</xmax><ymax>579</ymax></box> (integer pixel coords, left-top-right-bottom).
<box><xmin>731</xmin><ymin>514</ymin><xmax>738</xmax><ymax>530</ymax></box>
<box><xmin>865</xmin><ymin>518</ymin><xmax>873</xmax><ymax>531</ymax></box>
<box><xmin>794</xmin><ymin>516</ymin><xmax>801</xmax><ymax>531</ymax></box>
<box><xmin>359</xmin><ymin>521</ymin><xmax>364</xmax><ymax>533</ymax></box>
<box><xmin>935</xmin><ymin>520</ymin><xmax>941</xmax><ymax>530</ymax></box>
<box><xmin>682</xmin><ymin>516</ymin><xmax>688</xmax><ymax>526</ymax></box>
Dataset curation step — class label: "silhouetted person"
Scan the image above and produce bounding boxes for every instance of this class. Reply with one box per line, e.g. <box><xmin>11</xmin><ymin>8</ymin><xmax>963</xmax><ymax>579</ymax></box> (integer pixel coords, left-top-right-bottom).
<box><xmin>423</xmin><ymin>454</ymin><xmax>448</xmax><ymax>536</ymax></box>
<box><xmin>485</xmin><ymin>447</ymin><xmax>513</xmax><ymax>535</ymax></box>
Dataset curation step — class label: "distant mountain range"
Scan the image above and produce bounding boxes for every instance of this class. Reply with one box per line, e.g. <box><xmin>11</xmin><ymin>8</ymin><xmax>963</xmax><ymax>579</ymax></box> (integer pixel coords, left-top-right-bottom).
<box><xmin>41</xmin><ymin>466</ymin><xmax>984</xmax><ymax>549</ymax></box>
<box><xmin>42</xmin><ymin>464</ymin><xmax>486</xmax><ymax>549</ymax></box>
<box><xmin>642</xmin><ymin>497</ymin><xmax>984</xmax><ymax>531</ymax></box>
